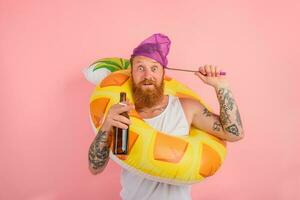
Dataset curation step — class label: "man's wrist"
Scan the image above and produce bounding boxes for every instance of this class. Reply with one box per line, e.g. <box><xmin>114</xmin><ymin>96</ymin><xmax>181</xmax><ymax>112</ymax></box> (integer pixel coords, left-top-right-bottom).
<box><xmin>100</xmin><ymin>123</ymin><xmax>112</xmax><ymax>133</ymax></box>
<box><xmin>214</xmin><ymin>83</ymin><xmax>230</xmax><ymax>89</ymax></box>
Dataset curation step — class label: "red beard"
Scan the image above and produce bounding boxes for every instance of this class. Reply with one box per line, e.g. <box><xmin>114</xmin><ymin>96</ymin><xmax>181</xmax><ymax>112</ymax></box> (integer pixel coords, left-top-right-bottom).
<box><xmin>132</xmin><ymin>78</ymin><xmax>164</xmax><ymax>110</ymax></box>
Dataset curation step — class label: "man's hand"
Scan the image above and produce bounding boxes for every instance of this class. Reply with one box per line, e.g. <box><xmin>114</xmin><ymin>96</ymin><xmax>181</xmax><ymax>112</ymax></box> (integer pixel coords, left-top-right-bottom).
<box><xmin>101</xmin><ymin>100</ymin><xmax>135</xmax><ymax>132</ymax></box>
<box><xmin>194</xmin><ymin>65</ymin><xmax>229</xmax><ymax>88</ymax></box>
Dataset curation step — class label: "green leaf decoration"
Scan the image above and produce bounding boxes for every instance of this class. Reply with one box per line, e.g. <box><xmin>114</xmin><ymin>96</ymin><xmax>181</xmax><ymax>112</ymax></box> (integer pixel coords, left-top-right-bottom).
<box><xmin>124</xmin><ymin>59</ymin><xmax>130</xmax><ymax>69</ymax></box>
<box><xmin>90</xmin><ymin>57</ymin><xmax>131</xmax><ymax>72</ymax></box>
<box><xmin>93</xmin><ymin>64</ymin><xmax>119</xmax><ymax>72</ymax></box>
<box><xmin>99</xmin><ymin>60</ymin><xmax>122</xmax><ymax>69</ymax></box>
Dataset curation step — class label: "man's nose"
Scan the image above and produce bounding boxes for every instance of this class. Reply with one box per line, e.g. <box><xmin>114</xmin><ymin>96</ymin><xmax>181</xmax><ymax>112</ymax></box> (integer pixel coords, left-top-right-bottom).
<box><xmin>143</xmin><ymin>69</ymin><xmax>152</xmax><ymax>79</ymax></box>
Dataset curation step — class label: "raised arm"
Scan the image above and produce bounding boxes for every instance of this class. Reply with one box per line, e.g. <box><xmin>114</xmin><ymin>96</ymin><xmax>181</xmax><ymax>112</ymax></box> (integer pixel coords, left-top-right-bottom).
<box><xmin>192</xmin><ymin>64</ymin><xmax>244</xmax><ymax>142</ymax></box>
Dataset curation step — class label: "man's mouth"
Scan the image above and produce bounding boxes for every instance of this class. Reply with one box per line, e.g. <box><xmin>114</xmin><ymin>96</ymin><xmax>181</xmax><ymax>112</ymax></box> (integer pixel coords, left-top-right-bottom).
<box><xmin>142</xmin><ymin>84</ymin><xmax>154</xmax><ymax>88</ymax></box>
<box><xmin>141</xmin><ymin>81</ymin><xmax>155</xmax><ymax>86</ymax></box>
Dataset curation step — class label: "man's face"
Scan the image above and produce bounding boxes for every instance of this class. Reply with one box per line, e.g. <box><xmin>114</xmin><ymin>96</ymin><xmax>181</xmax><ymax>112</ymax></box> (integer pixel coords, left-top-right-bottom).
<box><xmin>131</xmin><ymin>56</ymin><xmax>164</xmax><ymax>88</ymax></box>
<box><xmin>131</xmin><ymin>56</ymin><xmax>165</xmax><ymax>109</ymax></box>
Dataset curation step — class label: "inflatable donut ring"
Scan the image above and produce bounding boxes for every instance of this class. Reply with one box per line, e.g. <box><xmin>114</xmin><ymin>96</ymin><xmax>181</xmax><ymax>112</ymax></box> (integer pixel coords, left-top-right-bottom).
<box><xmin>89</xmin><ymin>62</ymin><xmax>227</xmax><ymax>185</ymax></box>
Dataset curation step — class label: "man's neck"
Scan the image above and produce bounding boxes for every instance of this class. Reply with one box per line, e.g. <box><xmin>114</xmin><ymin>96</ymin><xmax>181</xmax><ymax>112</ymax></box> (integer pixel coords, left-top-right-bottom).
<box><xmin>136</xmin><ymin>95</ymin><xmax>169</xmax><ymax>114</ymax></box>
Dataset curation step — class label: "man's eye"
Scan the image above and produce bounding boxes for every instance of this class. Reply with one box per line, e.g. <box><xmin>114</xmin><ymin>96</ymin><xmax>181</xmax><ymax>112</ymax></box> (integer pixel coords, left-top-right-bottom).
<box><xmin>151</xmin><ymin>66</ymin><xmax>158</xmax><ymax>72</ymax></box>
<box><xmin>138</xmin><ymin>66</ymin><xmax>144</xmax><ymax>71</ymax></box>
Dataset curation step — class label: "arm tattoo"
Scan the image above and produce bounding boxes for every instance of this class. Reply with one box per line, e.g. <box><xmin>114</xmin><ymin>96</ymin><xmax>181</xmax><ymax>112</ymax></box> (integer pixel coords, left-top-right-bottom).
<box><xmin>212</xmin><ymin>121</ymin><xmax>222</xmax><ymax>132</ymax></box>
<box><xmin>216</xmin><ymin>87</ymin><xmax>243</xmax><ymax>137</ymax></box>
<box><xmin>225</xmin><ymin>124</ymin><xmax>239</xmax><ymax>136</ymax></box>
<box><xmin>236</xmin><ymin>109</ymin><xmax>243</xmax><ymax>127</ymax></box>
<box><xmin>88</xmin><ymin>131</ymin><xmax>110</xmax><ymax>171</ymax></box>
<box><xmin>203</xmin><ymin>108</ymin><xmax>212</xmax><ymax>117</ymax></box>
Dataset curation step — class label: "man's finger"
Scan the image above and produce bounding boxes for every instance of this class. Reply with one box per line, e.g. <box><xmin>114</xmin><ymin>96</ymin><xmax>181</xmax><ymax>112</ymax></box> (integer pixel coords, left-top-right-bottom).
<box><xmin>194</xmin><ymin>71</ymin><xmax>206</xmax><ymax>80</ymax></box>
<box><xmin>212</xmin><ymin>65</ymin><xmax>217</xmax><ymax>77</ymax></box>
<box><xmin>115</xmin><ymin>104</ymin><xmax>135</xmax><ymax>114</ymax></box>
<box><xmin>113</xmin><ymin>115</ymin><xmax>131</xmax><ymax>125</ymax></box>
<box><xmin>216</xmin><ymin>66</ymin><xmax>221</xmax><ymax>77</ymax></box>
<box><xmin>205</xmin><ymin>65</ymin><xmax>211</xmax><ymax>76</ymax></box>
<box><xmin>111</xmin><ymin>120</ymin><xmax>128</xmax><ymax>129</ymax></box>
<box><xmin>199</xmin><ymin>66</ymin><xmax>206</xmax><ymax>76</ymax></box>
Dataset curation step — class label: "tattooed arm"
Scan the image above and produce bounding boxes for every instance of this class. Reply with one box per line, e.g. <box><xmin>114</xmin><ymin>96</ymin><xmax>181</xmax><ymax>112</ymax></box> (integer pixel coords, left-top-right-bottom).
<box><xmin>215</xmin><ymin>85</ymin><xmax>244</xmax><ymax>141</ymax></box>
<box><xmin>88</xmin><ymin>128</ymin><xmax>112</xmax><ymax>175</ymax></box>
<box><xmin>88</xmin><ymin>101</ymin><xmax>134</xmax><ymax>175</ymax></box>
<box><xmin>192</xmin><ymin>64</ymin><xmax>244</xmax><ymax>141</ymax></box>
<box><xmin>185</xmin><ymin>86</ymin><xmax>244</xmax><ymax>142</ymax></box>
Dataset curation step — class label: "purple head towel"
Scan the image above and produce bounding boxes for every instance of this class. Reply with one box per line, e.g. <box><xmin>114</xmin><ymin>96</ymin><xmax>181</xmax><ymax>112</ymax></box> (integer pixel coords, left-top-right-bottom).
<box><xmin>131</xmin><ymin>33</ymin><xmax>171</xmax><ymax>68</ymax></box>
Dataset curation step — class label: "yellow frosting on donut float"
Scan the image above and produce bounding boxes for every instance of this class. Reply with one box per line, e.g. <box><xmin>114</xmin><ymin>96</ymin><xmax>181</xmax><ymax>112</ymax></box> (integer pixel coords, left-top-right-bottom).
<box><xmin>89</xmin><ymin>69</ymin><xmax>227</xmax><ymax>185</ymax></box>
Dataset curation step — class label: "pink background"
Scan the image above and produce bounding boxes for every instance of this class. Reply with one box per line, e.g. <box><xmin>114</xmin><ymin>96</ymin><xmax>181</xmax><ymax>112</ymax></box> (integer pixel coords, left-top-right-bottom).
<box><xmin>1</xmin><ymin>0</ymin><xmax>299</xmax><ymax>199</ymax></box>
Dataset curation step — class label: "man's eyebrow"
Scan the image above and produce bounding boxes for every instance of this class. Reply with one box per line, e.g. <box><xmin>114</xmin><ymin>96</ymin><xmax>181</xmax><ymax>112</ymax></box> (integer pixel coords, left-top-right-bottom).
<box><xmin>135</xmin><ymin>60</ymin><xmax>159</xmax><ymax>64</ymax></box>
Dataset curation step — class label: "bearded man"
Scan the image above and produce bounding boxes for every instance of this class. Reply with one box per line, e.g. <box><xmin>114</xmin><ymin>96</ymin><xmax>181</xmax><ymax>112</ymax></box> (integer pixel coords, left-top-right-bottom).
<box><xmin>88</xmin><ymin>33</ymin><xmax>244</xmax><ymax>200</ymax></box>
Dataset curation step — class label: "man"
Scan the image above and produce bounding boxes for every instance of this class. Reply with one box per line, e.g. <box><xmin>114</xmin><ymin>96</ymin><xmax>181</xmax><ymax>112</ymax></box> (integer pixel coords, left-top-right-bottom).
<box><xmin>88</xmin><ymin>33</ymin><xmax>244</xmax><ymax>200</ymax></box>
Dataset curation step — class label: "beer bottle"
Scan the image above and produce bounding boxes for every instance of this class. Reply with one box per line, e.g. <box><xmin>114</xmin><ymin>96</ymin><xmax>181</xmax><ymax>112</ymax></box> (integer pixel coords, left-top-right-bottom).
<box><xmin>113</xmin><ymin>92</ymin><xmax>129</xmax><ymax>155</ymax></box>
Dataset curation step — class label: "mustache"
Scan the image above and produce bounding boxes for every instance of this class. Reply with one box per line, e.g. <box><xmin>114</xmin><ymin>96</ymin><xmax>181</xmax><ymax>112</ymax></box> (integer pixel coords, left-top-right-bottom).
<box><xmin>139</xmin><ymin>79</ymin><xmax>156</xmax><ymax>85</ymax></box>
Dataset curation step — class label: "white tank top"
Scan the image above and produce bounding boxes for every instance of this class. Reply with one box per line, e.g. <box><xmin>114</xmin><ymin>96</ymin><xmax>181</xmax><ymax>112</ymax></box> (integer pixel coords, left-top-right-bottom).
<box><xmin>120</xmin><ymin>95</ymin><xmax>192</xmax><ymax>200</ymax></box>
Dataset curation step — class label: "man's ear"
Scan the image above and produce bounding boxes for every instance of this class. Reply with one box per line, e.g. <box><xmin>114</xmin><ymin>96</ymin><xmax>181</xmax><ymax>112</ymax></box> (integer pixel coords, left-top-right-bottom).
<box><xmin>129</xmin><ymin>57</ymin><xmax>134</xmax><ymax>67</ymax></box>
